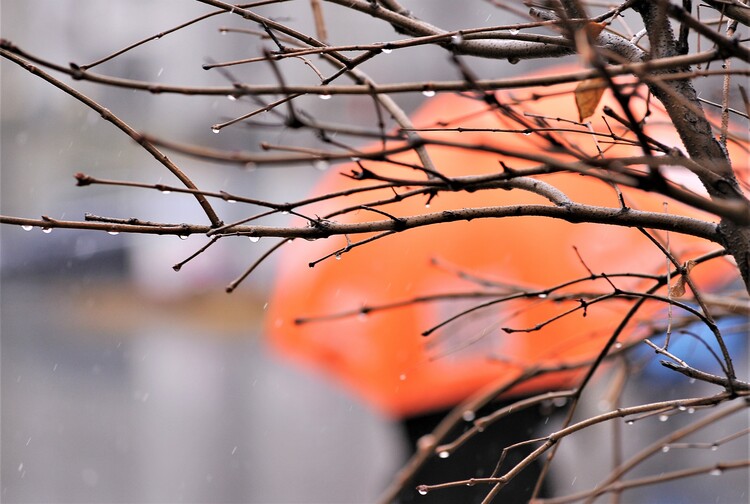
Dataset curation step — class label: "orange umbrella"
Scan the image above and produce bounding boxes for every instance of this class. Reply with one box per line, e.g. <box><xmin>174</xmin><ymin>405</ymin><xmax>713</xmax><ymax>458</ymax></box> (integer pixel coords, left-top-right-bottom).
<box><xmin>266</xmin><ymin>67</ymin><xmax>747</xmax><ymax>418</ymax></box>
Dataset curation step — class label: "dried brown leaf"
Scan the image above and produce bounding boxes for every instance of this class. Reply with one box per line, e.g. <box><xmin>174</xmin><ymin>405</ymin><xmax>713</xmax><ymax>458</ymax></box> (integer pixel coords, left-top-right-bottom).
<box><xmin>669</xmin><ymin>259</ymin><xmax>697</xmax><ymax>298</ymax></box>
<box><xmin>575</xmin><ymin>77</ymin><xmax>607</xmax><ymax>122</ymax></box>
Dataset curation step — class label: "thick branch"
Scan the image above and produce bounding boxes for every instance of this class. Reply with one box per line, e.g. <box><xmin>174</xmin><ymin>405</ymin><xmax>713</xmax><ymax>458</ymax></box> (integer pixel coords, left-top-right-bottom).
<box><xmin>634</xmin><ymin>0</ymin><xmax>750</xmax><ymax>293</ymax></box>
<box><xmin>325</xmin><ymin>0</ymin><xmax>644</xmax><ymax>62</ymax></box>
<box><xmin>0</xmin><ymin>201</ymin><xmax>723</xmax><ymax>242</ymax></box>
<box><xmin>703</xmin><ymin>0</ymin><xmax>750</xmax><ymax>27</ymax></box>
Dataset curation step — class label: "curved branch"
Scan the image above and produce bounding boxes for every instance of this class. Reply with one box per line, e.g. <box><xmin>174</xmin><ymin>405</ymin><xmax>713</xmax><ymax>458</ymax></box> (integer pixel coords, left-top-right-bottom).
<box><xmin>0</xmin><ymin>39</ymin><xmax>722</xmax><ymax>97</ymax></box>
<box><xmin>0</xmin><ymin>48</ymin><xmax>223</xmax><ymax>228</ymax></box>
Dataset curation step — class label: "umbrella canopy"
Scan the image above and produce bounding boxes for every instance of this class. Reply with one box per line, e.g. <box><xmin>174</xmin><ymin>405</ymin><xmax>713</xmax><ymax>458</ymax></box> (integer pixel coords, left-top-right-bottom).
<box><xmin>266</xmin><ymin>67</ymin><xmax>747</xmax><ymax>418</ymax></box>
